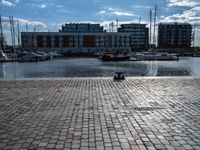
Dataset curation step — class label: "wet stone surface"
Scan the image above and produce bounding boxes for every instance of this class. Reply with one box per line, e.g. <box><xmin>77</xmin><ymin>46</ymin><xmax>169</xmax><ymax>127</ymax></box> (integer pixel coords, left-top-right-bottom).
<box><xmin>0</xmin><ymin>77</ymin><xmax>200</xmax><ymax>150</ymax></box>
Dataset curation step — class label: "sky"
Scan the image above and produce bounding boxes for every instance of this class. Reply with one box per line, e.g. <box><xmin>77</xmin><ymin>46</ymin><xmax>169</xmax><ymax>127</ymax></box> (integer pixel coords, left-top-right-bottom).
<box><xmin>0</xmin><ymin>0</ymin><xmax>200</xmax><ymax>46</ymax></box>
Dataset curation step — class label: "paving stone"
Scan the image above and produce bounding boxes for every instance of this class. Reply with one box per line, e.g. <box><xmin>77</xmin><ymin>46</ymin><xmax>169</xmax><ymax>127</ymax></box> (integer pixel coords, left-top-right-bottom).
<box><xmin>0</xmin><ymin>78</ymin><xmax>200</xmax><ymax>150</ymax></box>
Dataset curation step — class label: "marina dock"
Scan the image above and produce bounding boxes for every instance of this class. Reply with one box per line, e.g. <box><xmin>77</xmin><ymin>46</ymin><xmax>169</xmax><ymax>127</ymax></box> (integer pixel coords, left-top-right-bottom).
<box><xmin>0</xmin><ymin>77</ymin><xmax>200</xmax><ymax>149</ymax></box>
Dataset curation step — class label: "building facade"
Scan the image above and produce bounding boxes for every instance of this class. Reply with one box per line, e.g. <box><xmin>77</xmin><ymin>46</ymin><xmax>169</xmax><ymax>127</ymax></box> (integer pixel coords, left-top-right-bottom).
<box><xmin>158</xmin><ymin>23</ymin><xmax>192</xmax><ymax>49</ymax></box>
<box><xmin>21</xmin><ymin>32</ymin><xmax>132</xmax><ymax>54</ymax></box>
<box><xmin>59</xmin><ymin>23</ymin><xmax>104</xmax><ymax>33</ymax></box>
<box><xmin>118</xmin><ymin>24</ymin><xmax>149</xmax><ymax>50</ymax></box>
<box><xmin>21</xmin><ymin>23</ymin><xmax>149</xmax><ymax>53</ymax></box>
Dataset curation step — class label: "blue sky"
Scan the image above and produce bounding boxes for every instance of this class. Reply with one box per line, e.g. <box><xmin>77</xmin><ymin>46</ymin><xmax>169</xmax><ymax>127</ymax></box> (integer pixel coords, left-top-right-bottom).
<box><xmin>1</xmin><ymin>0</ymin><xmax>200</xmax><ymax>46</ymax></box>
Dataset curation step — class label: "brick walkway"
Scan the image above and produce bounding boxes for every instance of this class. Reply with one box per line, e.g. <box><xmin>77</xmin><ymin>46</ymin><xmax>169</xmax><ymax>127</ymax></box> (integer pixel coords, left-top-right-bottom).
<box><xmin>0</xmin><ymin>77</ymin><xmax>200</xmax><ymax>150</ymax></box>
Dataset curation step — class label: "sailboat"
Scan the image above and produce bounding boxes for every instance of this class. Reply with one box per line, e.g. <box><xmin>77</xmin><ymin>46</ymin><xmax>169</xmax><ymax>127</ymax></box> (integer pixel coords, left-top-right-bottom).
<box><xmin>0</xmin><ymin>50</ymin><xmax>8</xmax><ymax>60</ymax></box>
<box><xmin>135</xmin><ymin>5</ymin><xmax>179</xmax><ymax>61</ymax></box>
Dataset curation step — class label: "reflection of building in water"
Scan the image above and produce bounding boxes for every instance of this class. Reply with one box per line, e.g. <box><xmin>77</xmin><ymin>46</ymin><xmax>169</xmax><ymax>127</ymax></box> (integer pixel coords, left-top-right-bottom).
<box><xmin>21</xmin><ymin>23</ymin><xmax>149</xmax><ymax>53</ymax></box>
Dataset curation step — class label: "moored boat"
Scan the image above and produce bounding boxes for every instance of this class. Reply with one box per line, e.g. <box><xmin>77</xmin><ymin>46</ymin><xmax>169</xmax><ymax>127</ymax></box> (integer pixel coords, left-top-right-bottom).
<box><xmin>101</xmin><ymin>53</ymin><xmax>130</xmax><ymax>61</ymax></box>
<box><xmin>135</xmin><ymin>51</ymin><xmax>178</xmax><ymax>61</ymax></box>
<box><xmin>17</xmin><ymin>52</ymin><xmax>50</xmax><ymax>62</ymax></box>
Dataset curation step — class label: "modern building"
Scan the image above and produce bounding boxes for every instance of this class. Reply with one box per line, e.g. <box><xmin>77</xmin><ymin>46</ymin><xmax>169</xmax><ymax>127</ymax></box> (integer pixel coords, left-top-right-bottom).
<box><xmin>158</xmin><ymin>23</ymin><xmax>192</xmax><ymax>49</ymax></box>
<box><xmin>21</xmin><ymin>23</ymin><xmax>149</xmax><ymax>54</ymax></box>
<box><xmin>118</xmin><ymin>24</ymin><xmax>149</xmax><ymax>50</ymax></box>
<box><xmin>59</xmin><ymin>23</ymin><xmax>104</xmax><ymax>33</ymax></box>
<box><xmin>21</xmin><ymin>32</ymin><xmax>132</xmax><ymax>54</ymax></box>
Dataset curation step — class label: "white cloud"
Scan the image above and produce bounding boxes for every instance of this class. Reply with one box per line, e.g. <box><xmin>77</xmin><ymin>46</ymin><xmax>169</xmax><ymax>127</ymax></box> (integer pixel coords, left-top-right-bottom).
<box><xmin>32</xmin><ymin>3</ymin><xmax>47</xmax><ymax>9</ymax></box>
<box><xmin>112</xmin><ymin>11</ymin><xmax>135</xmax><ymax>16</ymax></box>
<box><xmin>1</xmin><ymin>0</ymin><xmax>15</xmax><ymax>6</ymax></box>
<box><xmin>98</xmin><ymin>7</ymin><xmax>136</xmax><ymax>17</ymax></box>
<box><xmin>37</xmin><ymin>4</ymin><xmax>46</xmax><ymax>8</ymax></box>
<box><xmin>132</xmin><ymin>5</ymin><xmax>152</xmax><ymax>9</ymax></box>
<box><xmin>161</xmin><ymin>5</ymin><xmax>200</xmax><ymax>24</ymax></box>
<box><xmin>98</xmin><ymin>10</ymin><xmax>106</xmax><ymax>14</ymax></box>
<box><xmin>2</xmin><ymin>16</ymin><xmax>47</xmax><ymax>28</ymax></box>
<box><xmin>168</xmin><ymin>0</ymin><xmax>199</xmax><ymax>7</ymax></box>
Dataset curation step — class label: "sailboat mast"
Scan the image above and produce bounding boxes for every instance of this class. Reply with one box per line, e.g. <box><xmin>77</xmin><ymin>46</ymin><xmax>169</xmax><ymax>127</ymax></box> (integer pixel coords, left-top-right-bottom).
<box><xmin>153</xmin><ymin>5</ymin><xmax>157</xmax><ymax>47</ymax></box>
<box><xmin>17</xmin><ymin>20</ymin><xmax>20</xmax><ymax>47</ymax></box>
<box><xmin>12</xmin><ymin>16</ymin><xmax>15</xmax><ymax>47</ymax></box>
<box><xmin>137</xmin><ymin>17</ymin><xmax>141</xmax><ymax>50</ymax></box>
<box><xmin>149</xmin><ymin>10</ymin><xmax>152</xmax><ymax>49</ymax></box>
<box><xmin>9</xmin><ymin>16</ymin><xmax>13</xmax><ymax>46</ymax></box>
<box><xmin>193</xmin><ymin>25</ymin><xmax>195</xmax><ymax>48</ymax></box>
<box><xmin>116</xmin><ymin>19</ymin><xmax>118</xmax><ymax>32</ymax></box>
<box><xmin>0</xmin><ymin>15</ymin><xmax>4</xmax><ymax>50</ymax></box>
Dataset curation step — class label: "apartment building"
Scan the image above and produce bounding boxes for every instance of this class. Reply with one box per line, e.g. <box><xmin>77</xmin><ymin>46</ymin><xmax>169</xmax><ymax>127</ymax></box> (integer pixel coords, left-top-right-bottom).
<box><xmin>21</xmin><ymin>23</ymin><xmax>149</xmax><ymax>53</ymax></box>
<box><xmin>118</xmin><ymin>23</ymin><xmax>149</xmax><ymax>50</ymax></box>
<box><xmin>158</xmin><ymin>23</ymin><xmax>192</xmax><ymax>49</ymax></box>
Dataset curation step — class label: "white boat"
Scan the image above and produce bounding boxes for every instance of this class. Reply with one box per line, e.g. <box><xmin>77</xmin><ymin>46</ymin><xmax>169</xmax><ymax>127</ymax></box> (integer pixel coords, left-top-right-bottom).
<box><xmin>135</xmin><ymin>51</ymin><xmax>178</xmax><ymax>61</ymax></box>
<box><xmin>35</xmin><ymin>51</ymin><xmax>52</xmax><ymax>60</ymax></box>
<box><xmin>49</xmin><ymin>51</ymin><xmax>64</xmax><ymax>58</ymax></box>
<box><xmin>17</xmin><ymin>52</ymin><xmax>49</xmax><ymax>62</ymax></box>
<box><xmin>0</xmin><ymin>50</ymin><xmax>8</xmax><ymax>60</ymax></box>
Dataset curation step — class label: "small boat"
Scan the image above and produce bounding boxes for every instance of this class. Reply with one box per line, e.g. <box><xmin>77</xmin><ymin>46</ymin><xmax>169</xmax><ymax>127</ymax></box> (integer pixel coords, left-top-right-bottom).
<box><xmin>193</xmin><ymin>51</ymin><xmax>200</xmax><ymax>57</ymax></box>
<box><xmin>101</xmin><ymin>53</ymin><xmax>130</xmax><ymax>61</ymax></box>
<box><xmin>35</xmin><ymin>51</ymin><xmax>52</xmax><ymax>60</ymax></box>
<box><xmin>135</xmin><ymin>51</ymin><xmax>178</xmax><ymax>61</ymax></box>
<box><xmin>0</xmin><ymin>50</ymin><xmax>8</xmax><ymax>60</ymax></box>
<box><xmin>17</xmin><ymin>52</ymin><xmax>49</xmax><ymax>62</ymax></box>
<box><xmin>49</xmin><ymin>51</ymin><xmax>64</xmax><ymax>58</ymax></box>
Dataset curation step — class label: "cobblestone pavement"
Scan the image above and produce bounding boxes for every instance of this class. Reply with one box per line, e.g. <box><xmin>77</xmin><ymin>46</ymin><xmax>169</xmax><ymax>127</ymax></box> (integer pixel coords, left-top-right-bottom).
<box><xmin>0</xmin><ymin>77</ymin><xmax>200</xmax><ymax>150</ymax></box>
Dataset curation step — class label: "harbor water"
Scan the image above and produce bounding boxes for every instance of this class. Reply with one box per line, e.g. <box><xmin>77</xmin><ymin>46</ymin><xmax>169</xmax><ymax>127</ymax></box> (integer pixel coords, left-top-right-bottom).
<box><xmin>0</xmin><ymin>57</ymin><xmax>200</xmax><ymax>78</ymax></box>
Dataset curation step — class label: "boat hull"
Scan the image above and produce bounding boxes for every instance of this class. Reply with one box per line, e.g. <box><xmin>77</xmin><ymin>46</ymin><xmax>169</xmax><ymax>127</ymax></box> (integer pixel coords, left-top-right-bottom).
<box><xmin>102</xmin><ymin>56</ymin><xmax>130</xmax><ymax>61</ymax></box>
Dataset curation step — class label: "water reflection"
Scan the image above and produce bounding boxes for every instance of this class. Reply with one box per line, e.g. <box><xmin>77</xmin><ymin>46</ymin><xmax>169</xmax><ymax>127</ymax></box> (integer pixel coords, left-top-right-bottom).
<box><xmin>0</xmin><ymin>57</ymin><xmax>199</xmax><ymax>78</ymax></box>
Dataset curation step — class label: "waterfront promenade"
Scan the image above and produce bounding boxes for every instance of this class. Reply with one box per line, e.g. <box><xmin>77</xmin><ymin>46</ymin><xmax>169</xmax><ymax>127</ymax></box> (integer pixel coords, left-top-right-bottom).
<box><xmin>0</xmin><ymin>77</ymin><xmax>200</xmax><ymax>150</ymax></box>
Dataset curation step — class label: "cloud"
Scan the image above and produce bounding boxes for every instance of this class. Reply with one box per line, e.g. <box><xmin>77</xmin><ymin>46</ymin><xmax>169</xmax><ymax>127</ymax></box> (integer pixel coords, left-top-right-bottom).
<box><xmin>18</xmin><ymin>18</ymin><xmax>47</xmax><ymax>28</ymax></box>
<box><xmin>99</xmin><ymin>10</ymin><xmax>106</xmax><ymax>14</ymax></box>
<box><xmin>168</xmin><ymin>0</ymin><xmax>199</xmax><ymax>7</ymax></box>
<box><xmin>2</xmin><ymin>16</ymin><xmax>47</xmax><ymax>28</ymax></box>
<box><xmin>132</xmin><ymin>5</ymin><xmax>152</xmax><ymax>9</ymax></box>
<box><xmin>15</xmin><ymin>0</ymin><xmax>20</xmax><ymax>3</ymax></box>
<box><xmin>32</xmin><ymin>3</ymin><xmax>47</xmax><ymax>9</ymax></box>
<box><xmin>56</xmin><ymin>9</ymin><xmax>69</xmax><ymax>14</ymax></box>
<box><xmin>160</xmin><ymin>6</ymin><xmax>200</xmax><ymax>25</ymax></box>
<box><xmin>1</xmin><ymin>0</ymin><xmax>15</xmax><ymax>6</ymax></box>
<box><xmin>112</xmin><ymin>11</ymin><xmax>135</xmax><ymax>16</ymax></box>
<box><xmin>98</xmin><ymin>7</ymin><xmax>136</xmax><ymax>17</ymax></box>
<box><xmin>37</xmin><ymin>4</ymin><xmax>46</xmax><ymax>8</ymax></box>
